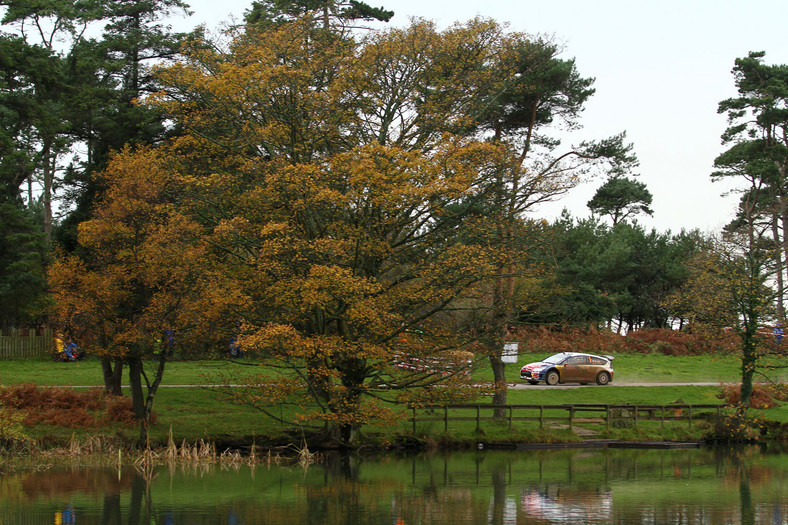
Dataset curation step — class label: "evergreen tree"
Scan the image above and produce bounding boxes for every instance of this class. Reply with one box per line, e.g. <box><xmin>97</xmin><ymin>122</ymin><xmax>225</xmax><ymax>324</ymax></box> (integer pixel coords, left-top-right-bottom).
<box><xmin>714</xmin><ymin>51</ymin><xmax>788</xmax><ymax>320</ymax></box>
<box><xmin>245</xmin><ymin>0</ymin><xmax>393</xmax><ymax>28</ymax></box>
<box><xmin>0</xmin><ymin>195</ymin><xmax>47</xmax><ymax>328</ymax></box>
<box><xmin>0</xmin><ymin>0</ymin><xmax>106</xmax><ymax>241</ymax></box>
<box><xmin>709</xmin><ymin>51</ymin><xmax>788</xmax><ymax>406</ymax></box>
<box><xmin>587</xmin><ymin>176</ymin><xmax>653</xmax><ymax>225</ymax></box>
<box><xmin>56</xmin><ymin>0</ymin><xmax>192</xmax><ymax>251</ymax></box>
<box><xmin>522</xmin><ymin>213</ymin><xmax>703</xmax><ymax>332</ymax></box>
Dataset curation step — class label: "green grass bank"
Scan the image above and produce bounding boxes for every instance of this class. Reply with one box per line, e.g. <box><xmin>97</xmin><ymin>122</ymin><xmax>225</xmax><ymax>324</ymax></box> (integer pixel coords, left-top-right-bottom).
<box><xmin>1</xmin><ymin>352</ymin><xmax>787</xmax><ymax>450</ymax></box>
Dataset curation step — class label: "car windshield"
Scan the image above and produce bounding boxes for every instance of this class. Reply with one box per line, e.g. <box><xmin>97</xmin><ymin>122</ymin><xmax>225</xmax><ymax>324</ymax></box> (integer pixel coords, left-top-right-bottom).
<box><xmin>543</xmin><ymin>353</ymin><xmax>568</xmax><ymax>365</ymax></box>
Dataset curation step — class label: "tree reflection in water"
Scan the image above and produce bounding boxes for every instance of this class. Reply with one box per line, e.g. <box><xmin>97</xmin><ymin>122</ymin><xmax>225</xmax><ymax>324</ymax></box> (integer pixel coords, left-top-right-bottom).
<box><xmin>0</xmin><ymin>446</ymin><xmax>786</xmax><ymax>524</ymax></box>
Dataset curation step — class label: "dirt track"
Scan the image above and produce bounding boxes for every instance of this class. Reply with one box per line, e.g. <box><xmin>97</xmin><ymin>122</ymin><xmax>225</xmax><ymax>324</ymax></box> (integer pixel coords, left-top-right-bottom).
<box><xmin>509</xmin><ymin>381</ymin><xmax>732</xmax><ymax>389</ymax></box>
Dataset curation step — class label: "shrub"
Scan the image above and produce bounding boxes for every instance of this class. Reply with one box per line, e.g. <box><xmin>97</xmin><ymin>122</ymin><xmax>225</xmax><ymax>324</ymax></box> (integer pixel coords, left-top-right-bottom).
<box><xmin>708</xmin><ymin>406</ymin><xmax>765</xmax><ymax>443</ymax></box>
<box><xmin>0</xmin><ymin>384</ymin><xmax>154</xmax><ymax>430</ymax></box>
<box><xmin>717</xmin><ymin>384</ymin><xmax>784</xmax><ymax>409</ymax></box>
<box><xmin>516</xmin><ymin>326</ymin><xmax>626</xmax><ymax>355</ymax></box>
<box><xmin>514</xmin><ymin>327</ymin><xmax>738</xmax><ymax>357</ymax></box>
<box><xmin>102</xmin><ymin>396</ymin><xmax>155</xmax><ymax>426</ymax></box>
<box><xmin>0</xmin><ymin>383</ymin><xmax>104</xmax><ymax>411</ymax></box>
<box><xmin>624</xmin><ymin>328</ymin><xmax>738</xmax><ymax>355</ymax></box>
<box><xmin>0</xmin><ymin>403</ymin><xmax>34</xmax><ymax>453</ymax></box>
<box><xmin>607</xmin><ymin>408</ymin><xmax>635</xmax><ymax>428</ymax></box>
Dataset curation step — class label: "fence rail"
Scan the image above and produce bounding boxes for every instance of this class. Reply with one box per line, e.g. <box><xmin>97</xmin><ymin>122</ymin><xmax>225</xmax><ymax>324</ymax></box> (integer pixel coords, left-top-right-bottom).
<box><xmin>410</xmin><ymin>403</ymin><xmax>725</xmax><ymax>433</ymax></box>
<box><xmin>0</xmin><ymin>328</ymin><xmax>54</xmax><ymax>359</ymax></box>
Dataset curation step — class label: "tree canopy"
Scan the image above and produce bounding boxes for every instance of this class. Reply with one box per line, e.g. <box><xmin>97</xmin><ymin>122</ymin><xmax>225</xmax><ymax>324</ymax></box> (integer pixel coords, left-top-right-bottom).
<box><xmin>587</xmin><ymin>176</ymin><xmax>653</xmax><ymax>225</ymax></box>
<box><xmin>245</xmin><ymin>0</ymin><xmax>393</xmax><ymax>28</ymax></box>
<box><xmin>142</xmin><ymin>16</ymin><xmax>634</xmax><ymax>441</ymax></box>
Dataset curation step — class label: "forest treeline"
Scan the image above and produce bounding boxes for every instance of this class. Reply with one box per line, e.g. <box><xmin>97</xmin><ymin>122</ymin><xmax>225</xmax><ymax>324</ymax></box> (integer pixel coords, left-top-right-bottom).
<box><xmin>0</xmin><ymin>0</ymin><xmax>689</xmax><ymax>333</ymax></box>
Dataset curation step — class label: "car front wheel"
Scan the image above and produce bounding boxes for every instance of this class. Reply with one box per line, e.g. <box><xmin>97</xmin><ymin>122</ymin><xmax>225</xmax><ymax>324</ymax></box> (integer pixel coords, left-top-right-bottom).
<box><xmin>596</xmin><ymin>371</ymin><xmax>611</xmax><ymax>385</ymax></box>
<box><xmin>545</xmin><ymin>370</ymin><xmax>560</xmax><ymax>386</ymax></box>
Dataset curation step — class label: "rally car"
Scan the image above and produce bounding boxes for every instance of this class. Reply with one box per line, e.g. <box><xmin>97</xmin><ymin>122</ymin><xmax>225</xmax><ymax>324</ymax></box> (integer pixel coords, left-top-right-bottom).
<box><xmin>520</xmin><ymin>352</ymin><xmax>614</xmax><ymax>386</ymax></box>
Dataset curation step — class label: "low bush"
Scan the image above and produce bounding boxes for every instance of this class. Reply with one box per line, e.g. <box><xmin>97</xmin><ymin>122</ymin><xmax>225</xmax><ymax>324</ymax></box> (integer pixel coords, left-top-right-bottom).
<box><xmin>515</xmin><ymin>327</ymin><xmax>738</xmax><ymax>356</ymax></box>
<box><xmin>625</xmin><ymin>328</ymin><xmax>738</xmax><ymax>355</ymax></box>
<box><xmin>717</xmin><ymin>384</ymin><xmax>786</xmax><ymax>409</ymax></box>
<box><xmin>0</xmin><ymin>403</ymin><xmax>33</xmax><ymax>453</ymax></box>
<box><xmin>0</xmin><ymin>384</ymin><xmax>146</xmax><ymax>429</ymax></box>
<box><xmin>708</xmin><ymin>406</ymin><xmax>766</xmax><ymax>443</ymax></box>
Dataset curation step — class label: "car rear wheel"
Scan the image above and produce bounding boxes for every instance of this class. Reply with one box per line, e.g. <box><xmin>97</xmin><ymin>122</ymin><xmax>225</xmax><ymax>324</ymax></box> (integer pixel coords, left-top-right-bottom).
<box><xmin>545</xmin><ymin>370</ymin><xmax>560</xmax><ymax>386</ymax></box>
<box><xmin>596</xmin><ymin>371</ymin><xmax>611</xmax><ymax>385</ymax></box>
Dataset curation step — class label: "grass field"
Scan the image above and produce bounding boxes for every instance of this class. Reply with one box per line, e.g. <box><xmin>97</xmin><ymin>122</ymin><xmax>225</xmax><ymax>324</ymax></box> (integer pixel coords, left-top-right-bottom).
<box><xmin>3</xmin><ymin>351</ymin><xmax>782</xmax><ymax>386</ymax></box>
<box><xmin>1</xmin><ymin>352</ymin><xmax>786</xmax><ymax>447</ymax></box>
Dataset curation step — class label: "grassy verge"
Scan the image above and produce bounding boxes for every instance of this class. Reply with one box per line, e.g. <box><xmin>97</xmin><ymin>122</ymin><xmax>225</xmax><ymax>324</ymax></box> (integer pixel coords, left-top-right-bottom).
<box><xmin>0</xmin><ymin>357</ymin><xmax>248</xmax><ymax>386</ymax></box>
<box><xmin>10</xmin><ymin>384</ymin><xmax>764</xmax><ymax>449</ymax></box>
<box><xmin>4</xmin><ymin>352</ymin><xmax>786</xmax><ymax>386</ymax></box>
<box><xmin>2</xmin><ymin>354</ymin><xmax>787</xmax><ymax>449</ymax></box>
<box><xmin>21</xmin><ymin>387</ymin><xmax>719</xmax><ymax>445</ymax></box>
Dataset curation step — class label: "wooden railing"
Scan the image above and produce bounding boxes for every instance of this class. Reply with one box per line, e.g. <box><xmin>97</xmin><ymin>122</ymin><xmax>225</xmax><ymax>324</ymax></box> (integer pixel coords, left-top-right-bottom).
<box><xmin>410</xmin><ymin>403</ymin><xmax>725</xmax><ymax>433</ymax></box>
<box><xmin>0</xmin><ymin>328</ymin><xmax>54</xmax><ymax>359</ymax></box>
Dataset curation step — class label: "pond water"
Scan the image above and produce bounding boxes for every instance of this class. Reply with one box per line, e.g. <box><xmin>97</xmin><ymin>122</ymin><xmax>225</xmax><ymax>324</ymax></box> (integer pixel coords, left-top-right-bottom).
<box><xmin>0</xmin><ymin>446</ymin><xmax>786</xmax><ymax>524</ymax></box>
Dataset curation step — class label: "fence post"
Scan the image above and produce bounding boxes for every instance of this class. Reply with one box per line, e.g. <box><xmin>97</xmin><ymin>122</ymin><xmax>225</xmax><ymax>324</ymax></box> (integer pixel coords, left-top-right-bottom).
<box><xmin>539</xmin><ymin>406</ymin><xmax>544</xmax><ymax>429</ymax></box>
<box><xmin>606</xmin><ymin>405</ymin><xmax>610</xmax><ymax>431</ymax></box>
<box><xmin>688</xmin><ymin>405</ymin><xmax>693</xmax><ymax>428</ymax></box>
<box><xmin>661</xmin><ymin>405</ymin><xmax>665</xmax><ymax>429</ymax></box>
<box><xmin>634</xmin><ymin>405</ymin><xmax>638</xmax><ymax>427</ymax></box>
<box><xmin>568</xmin><ymin>406</ymin><xmax>574</xmax><ymax>430</ymax></box>
<box><xmin>412</xmin><ymin>405</ymin><xmax>417</xmax><ymax>434</ymax></box>
<box><xmin>508</xmin><ymin>406</ymin><xmax>513</xmax><ymax>429</ymax></box>
<box><xmin>476</xmin><ymin>406</ymin><xmax>480</xmax><ymax>432</ymax></box>
<box><xmin>444</xmin><ymin>406</ymin><xmax>448</xmax><ymax>433</ymax></box>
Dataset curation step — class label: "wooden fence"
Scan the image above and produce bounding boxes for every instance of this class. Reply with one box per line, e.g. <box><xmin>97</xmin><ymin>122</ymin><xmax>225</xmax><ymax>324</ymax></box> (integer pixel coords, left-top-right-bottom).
<box><xmin>0</xmin><ymin>328</ymin><xmax>54</xmax><ymax>358</ymax></box>
<box><xmin>410</xmin><ymin>403</ymin><xmax>725</xmax><ymax>433</ymax></box>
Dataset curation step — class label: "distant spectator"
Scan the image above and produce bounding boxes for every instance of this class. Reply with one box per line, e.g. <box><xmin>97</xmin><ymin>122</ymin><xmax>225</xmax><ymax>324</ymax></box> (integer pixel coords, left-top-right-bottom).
<box><xmin>64</xmin><ymin>342</ymin><xmax>79</xmax><ymax>361</ymax></box>
<box><xmin>229</xmin><ymin>336</ymin><xmax>244</xmax><ymax>358</ymax></box>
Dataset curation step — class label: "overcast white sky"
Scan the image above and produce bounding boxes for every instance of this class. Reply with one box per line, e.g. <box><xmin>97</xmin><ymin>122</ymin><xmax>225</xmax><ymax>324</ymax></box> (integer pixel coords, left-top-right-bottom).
<box><xmin>171</xmin><ymin>0</ymin><xmax>788</xmax><ymax>235</ymax></box>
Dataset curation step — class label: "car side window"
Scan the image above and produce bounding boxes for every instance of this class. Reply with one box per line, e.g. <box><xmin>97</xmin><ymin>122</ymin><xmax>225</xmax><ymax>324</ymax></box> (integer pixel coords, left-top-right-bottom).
<box><xmin>566</xmin><ymin>356</ymin><xmax>587</xmax><ymax>365</ymax></box>
<box><xmin>589</xmin><ymin>357</ymin><xmax>606</xmax><ymax>365</ymax></box>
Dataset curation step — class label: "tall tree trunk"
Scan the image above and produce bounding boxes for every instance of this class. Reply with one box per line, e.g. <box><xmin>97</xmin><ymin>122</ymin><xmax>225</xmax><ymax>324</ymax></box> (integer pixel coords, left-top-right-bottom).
<box><xmin>490</xmin><ymin>262</ymin><xmax>509</xmax><ymax>417</ymax></box>
<box><xmin>333</xmin><ymin>359</ymin><xmax>365</xmax><ymax>445</ymax></box>
<box><xmin>781</xmin><ymin>205</ymin><xmax>788</xmax><ymax>320</ymax></box>
<box><xmin>42</xmin><ymin>140</ymin><xmax>54</xmax><ymax>242</ymax></box>
<box><xmin>772</xmin><ymin>212</ymin><xmax>784</xmax><ymax>320</ymax></box>
<box><xmin>140</xmin><ymin>350</ymin><xmax>167</xmax><ymax>443</ymax></box>
<box><xmin>128</xmin><ymin>356</ymin><xmax>145</xmax><ymax>420</ymax></box>
<box><xmin>489</xmin><ymin>173</ymin><xmax>518</xmax><ymax>418</ymax></box>
<box><xmin>739</xmin><ymin>318</ymin><xmax>759</xmax><ymax>407</ymax></box>
<box><xmin>489</xmin><ymin>353</ymin><xmax>507</xmax><ymax>413</ymax></box>
<box><xmin>128</xmin><ymin>350</ymin><xmax>168</xmax><ymax>444</ymax></box>
<box><xmin>101</xmin><ymin>357</ymin><xmax>124</xmax><ymax>396</ymax></box>
<box><xmin>27</xmin><ymin>173</ymin><xmax>33</xmax><ymax>207</ymax></box>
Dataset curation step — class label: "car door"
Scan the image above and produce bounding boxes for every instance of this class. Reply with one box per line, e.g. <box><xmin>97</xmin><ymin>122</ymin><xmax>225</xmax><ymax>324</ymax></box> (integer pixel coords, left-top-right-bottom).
<box><xmin>562</xmin><ymin>355</ymin><xmax>589</xmax><ymax>382</ymax></box>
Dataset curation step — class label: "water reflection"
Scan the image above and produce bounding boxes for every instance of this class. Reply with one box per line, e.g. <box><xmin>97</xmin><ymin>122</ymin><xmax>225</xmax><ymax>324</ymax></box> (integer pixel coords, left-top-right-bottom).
<box><xmin>0</xmin><ymin>446</ymin><xmax>786</xmax><ymax>524</ymax></box>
